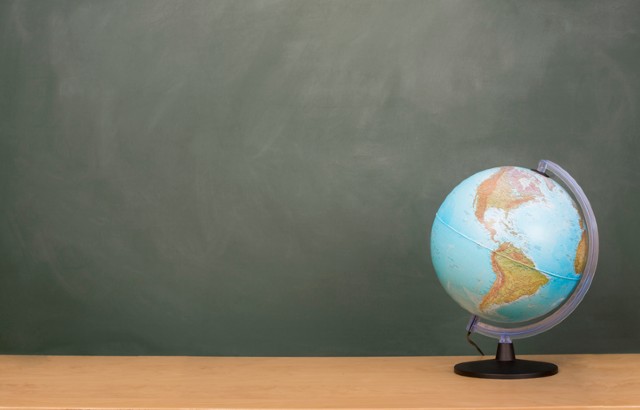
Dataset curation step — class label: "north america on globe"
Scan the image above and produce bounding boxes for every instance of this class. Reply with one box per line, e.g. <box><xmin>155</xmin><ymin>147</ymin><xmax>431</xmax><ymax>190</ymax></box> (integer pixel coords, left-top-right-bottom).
<box><xmin>431</xmin><ymin>166</ymin><xmax>587</xmax><ymax>323</ymax></box>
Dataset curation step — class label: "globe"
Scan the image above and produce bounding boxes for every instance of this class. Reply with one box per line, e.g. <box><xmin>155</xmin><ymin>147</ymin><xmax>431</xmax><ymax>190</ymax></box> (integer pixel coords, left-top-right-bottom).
<box><xmin>430</xmin><ymin>160</ymin><xmax>599</xmax><ymax>379</ymax></box>
<box><xmin>431</xmin><ymin>166</ymin><xmax>587</xmax><ymax>324</ymax></box>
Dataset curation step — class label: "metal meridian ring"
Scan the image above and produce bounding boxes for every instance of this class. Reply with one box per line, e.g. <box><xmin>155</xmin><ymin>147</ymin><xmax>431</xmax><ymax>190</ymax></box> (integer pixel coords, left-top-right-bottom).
<box><xmin>469</xmin><ymin>160</ymin><xmax>599</xmax><ymax>340</ymax></box>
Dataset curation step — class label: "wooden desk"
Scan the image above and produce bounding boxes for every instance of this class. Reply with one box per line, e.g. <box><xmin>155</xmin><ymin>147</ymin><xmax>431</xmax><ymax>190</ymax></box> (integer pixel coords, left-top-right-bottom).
<box><xmin>0</xmin><ymin>354</ymin><xmax>639</xmax><ymax>409</ymax></box>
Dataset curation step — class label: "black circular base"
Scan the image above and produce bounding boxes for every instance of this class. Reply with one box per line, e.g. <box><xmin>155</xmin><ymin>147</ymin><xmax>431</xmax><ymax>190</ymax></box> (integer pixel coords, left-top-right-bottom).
<box><xmin>454</xmin><ymin>359</ymin><xmax>558</xmax><ymax>379</ymax></box>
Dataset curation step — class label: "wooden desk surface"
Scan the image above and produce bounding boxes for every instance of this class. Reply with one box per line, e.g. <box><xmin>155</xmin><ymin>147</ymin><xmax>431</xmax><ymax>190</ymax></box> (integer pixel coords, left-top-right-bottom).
<box><xmin>0</xmin><ymin>354</ymin><xmax>639</xmax><ymax>409</ymax></box>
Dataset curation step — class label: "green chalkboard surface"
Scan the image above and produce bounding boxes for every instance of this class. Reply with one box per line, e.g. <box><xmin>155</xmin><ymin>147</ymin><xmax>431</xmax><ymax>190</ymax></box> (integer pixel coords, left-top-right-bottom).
<box><xmin>1</xmin><ymin>0</ymin><xmax>639</xmax><ymax>356</ymax></box>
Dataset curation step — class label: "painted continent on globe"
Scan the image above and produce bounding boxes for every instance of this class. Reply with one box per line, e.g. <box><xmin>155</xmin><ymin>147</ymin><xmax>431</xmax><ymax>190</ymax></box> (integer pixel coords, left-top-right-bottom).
<box><xmin>431</xmin><ymin>166</ymin><xmax>587</xmax><ymax>323</ymax></box>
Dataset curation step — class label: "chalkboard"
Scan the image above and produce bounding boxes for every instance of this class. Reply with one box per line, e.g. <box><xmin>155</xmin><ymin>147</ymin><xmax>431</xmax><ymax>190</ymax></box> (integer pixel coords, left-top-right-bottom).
<box><xmin>1</xmin><ymin>0</ymin><xmax>639</xmax><ymax>356</ymax></box>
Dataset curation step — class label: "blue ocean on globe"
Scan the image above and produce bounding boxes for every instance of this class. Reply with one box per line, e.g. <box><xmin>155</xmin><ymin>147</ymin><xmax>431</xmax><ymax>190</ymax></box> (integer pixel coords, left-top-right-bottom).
<box><xmin>431</xmin><ymin>166</ymin><xmax>587</xmax><ymax>323</ymax></box>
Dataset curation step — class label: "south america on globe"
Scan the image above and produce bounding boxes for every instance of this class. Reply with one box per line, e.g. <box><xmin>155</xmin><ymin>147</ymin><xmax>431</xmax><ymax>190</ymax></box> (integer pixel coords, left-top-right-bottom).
<box><xmin>431</xmin><ymin>166</ymin><xmax>587</xmax><ymax>324</ymax></box>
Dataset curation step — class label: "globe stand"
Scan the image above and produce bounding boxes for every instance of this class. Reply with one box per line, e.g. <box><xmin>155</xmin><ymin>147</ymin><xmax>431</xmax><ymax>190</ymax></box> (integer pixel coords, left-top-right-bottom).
<box><xmin>454</xmin><ymin>340</ymin><xmax>558</xmax><ymax>379</ymax></box>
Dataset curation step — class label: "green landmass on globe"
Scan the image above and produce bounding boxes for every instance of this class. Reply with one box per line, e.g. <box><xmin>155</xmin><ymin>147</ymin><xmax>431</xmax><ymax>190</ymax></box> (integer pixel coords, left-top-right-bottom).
<box><xmin>431</xmin><ymin>166</ymin><xmax>588</xmax><ymax>323</ymax></box>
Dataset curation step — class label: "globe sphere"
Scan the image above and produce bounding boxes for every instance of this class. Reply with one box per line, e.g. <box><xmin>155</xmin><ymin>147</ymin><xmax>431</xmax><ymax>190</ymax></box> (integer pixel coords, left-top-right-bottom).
<box><xmin>431</xmin><ymin>166</ymin><xmax>587</xmax><ymax>324</ymax></box>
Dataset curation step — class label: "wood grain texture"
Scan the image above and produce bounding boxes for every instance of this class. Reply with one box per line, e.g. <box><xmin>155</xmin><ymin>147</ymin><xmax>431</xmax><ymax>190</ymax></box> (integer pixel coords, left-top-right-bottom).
<box><xmin>0</xmin><ymin>354</ymin><xmax>639</xmax><ymax>409</ymax></box>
